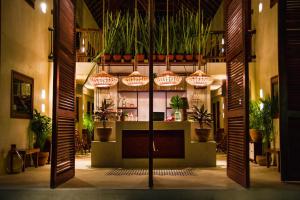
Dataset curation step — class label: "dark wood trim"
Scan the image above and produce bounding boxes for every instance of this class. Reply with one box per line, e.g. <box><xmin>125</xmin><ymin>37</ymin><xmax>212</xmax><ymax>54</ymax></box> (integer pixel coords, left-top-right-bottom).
<box><xmin>10</xmin><ymin>70</ymin><xmax>34</xmax><ymax>119</ymax></box>
<box><xmin>25</xmin><ymin>0</ymin><xmax>35</xmax><ymax>9</ymax></box>
<box><xmin>271</xmin><ymin>75</ymin><xmax>279</xmax><ymax>119</ymax></box>
<box><xmin>270</xmin><ymin>0</ymin><xmax>278</xmax><ymax>8</ymax></box>
<box><xmin>148</xmin><ymin>0</ymin><xmax>154</xmax><ymax>188</ymax></box>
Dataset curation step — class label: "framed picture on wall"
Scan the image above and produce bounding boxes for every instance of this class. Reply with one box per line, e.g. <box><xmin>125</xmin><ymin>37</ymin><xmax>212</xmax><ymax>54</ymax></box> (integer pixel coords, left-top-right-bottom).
<box><xmin>25</xmin><ymin>0</ymin><xmax>35</xmax><ymax>9</ymax></box>
<box><xmin>271</xmin><ymin>76</ymin><xmax>279</xmax><ymax>118</ymax></box>
<box><xmin>11</xmin><ymin>70</ymin><xmax>34</xmax><ymax>119</ymax></box>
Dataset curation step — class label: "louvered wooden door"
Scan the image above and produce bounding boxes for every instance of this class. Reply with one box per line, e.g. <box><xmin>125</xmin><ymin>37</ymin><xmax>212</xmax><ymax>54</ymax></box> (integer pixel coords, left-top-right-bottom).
<box><xmin>225</xmin><ymin>0</ymin><xmax>250</xmax><ymax>188</ymax></box>
<box><xmin>51</xmin><ymin>0</ymin><xmax>76</xmax><ymax>188</ymax></box>
<box><xmin>278</xmin><ymin>0</ymin><xmax>300</xmax><ymax>181</ymax></box>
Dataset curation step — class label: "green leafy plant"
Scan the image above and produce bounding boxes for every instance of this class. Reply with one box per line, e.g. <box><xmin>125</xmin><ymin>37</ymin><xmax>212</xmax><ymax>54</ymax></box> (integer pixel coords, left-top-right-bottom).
<box><xmin>103</xmin><ymin>11</ymin><xmax>122</xmax><ymax>54</ymax></box>
<box><xmin>249</xmin><ymin>100</ymin><xmax>263</xmax><ymax>130</ymax></box>
<box><xmin>192</xmin><ymin>105</ymin><xmax>213</xmax><ymax>129</ymax></box>
<box><xmin>195</xmin><ymin>11</ymin><xmax>211</xmax><ymax>55</ymax></box>
<box><xmin>121</xmin><ymin>11</ymin><xmax>134</xmax><ymax>55</ymax></box>
<box><xmin>30</xmin><ymin>110</ymin><xmax>52</xmax><ymax>152</ymax></box>
<box><xmin>170</xmin><ymin>95</ymin><xmax>184</xmax><ymax>110</ymax></box>
<box><xmin>94</xmin><ymin>99</ymin><xmax>114</xmax><ymax>128</ymax></box>
<box><xmin>83</xmin><ymin>113</ymin><xmax>94</xmax><ymax>139</ymax></box>
<box><xmin>260</xmin><ymin>96</ymin><xmax>279</xmax><ymax>144</ymax></box>
<box><xmin>155</xmin><ymin>17</ymin><xmax>166</xmax><ymax>55</ymax></box>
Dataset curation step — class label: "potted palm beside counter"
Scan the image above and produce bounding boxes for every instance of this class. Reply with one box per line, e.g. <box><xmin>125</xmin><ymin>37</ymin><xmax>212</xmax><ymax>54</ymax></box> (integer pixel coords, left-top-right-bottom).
<box><xmin>192</xmin><ymin>105</ymin><xmax>213</xmax><ymax>142</ymax></box>
<box><xmin>94</xmin><ymin>99</ymin><xmax>114</xmax><ymax>142</ymax></box>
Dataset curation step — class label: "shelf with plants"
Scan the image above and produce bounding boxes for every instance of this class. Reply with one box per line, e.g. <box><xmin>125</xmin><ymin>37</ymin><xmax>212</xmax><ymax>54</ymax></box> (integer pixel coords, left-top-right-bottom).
<box><xmin>95</xmin><ymin>8</ymin><xmax>211</xmax><ymax>65</ymax></box>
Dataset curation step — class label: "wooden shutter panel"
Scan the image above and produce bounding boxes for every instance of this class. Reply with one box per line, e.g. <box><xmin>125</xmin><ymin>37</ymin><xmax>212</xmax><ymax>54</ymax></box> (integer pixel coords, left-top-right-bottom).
<box><xmin>225</xmin><ymin>0</ymin><xmax>250</xmax><ymax>188</ymax></box>
<box><xmin>51</xmin><ymin>0</ymin><xmax>76</xmax><ymax>188</ymax></box>
<box><xmin>279</xmin><ymin>0</ymin><xmax>300</xmax><ymax>181</ymax></box>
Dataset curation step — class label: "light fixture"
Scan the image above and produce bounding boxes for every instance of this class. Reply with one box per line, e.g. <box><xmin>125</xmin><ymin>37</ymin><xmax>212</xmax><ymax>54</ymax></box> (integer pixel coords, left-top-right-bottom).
<box><xmin>90</xmin><ymin>0</ymin><xmax>118</xmax><ymax>88</ymax></box>
<box><xmin>90</xmin><ymin>69</ymin><xmax>118</xmax><ymax>88</ymax></box>
<box><xmin>259</xmin><ymin>89</ymin><xmax>264</xmax><ymax>98</ymax></box>
<box><xmin>40</xmin><ymin>1</ymin><xmax>47</xmax><ymax>14</ymax></box>
<box><xmin>122</xmin><ymin>0</ymin><xmax>149</xmax><ymax>87</ymax></box>
<box><xmin>41</xmin><ymin>89</ymin><xmax>46</xmax><ymax>99</ymax></box>
<box><xmin>122</xmin><ymin>71</ymin><xmax>149</xmax><ymax>86</ymax></box>
<box><xmin>259</xmin><ymin>2</ymin><xmax>263</xmax><ymax>13</ymax></box>
<box><xmin>210</xmin><ymin>79</ymin><xmax>222</xmax><ymax>91</ymax></box>
<box><xmin>84</xmin><ymin>77</ymin><xmax>95</xmax><ymax>89</ymax></box>
<box><xmin>154</xmin><ymin>0</ymin><xmax>182</xmax><ymax>87</ymax></box>
<box><xmin>41</xmin><ymin>104</ymin><xmax>46</xmax><ymax>113</ymax></box>
<box><xmin>186</xmin><ymin>70</ymin><xmax>213</xmax><ymax>87</ymax></box>
<box><xmin>186</xmin><ymin>0</ymin><xmax>213</xmax><ymax>87</ymax></box>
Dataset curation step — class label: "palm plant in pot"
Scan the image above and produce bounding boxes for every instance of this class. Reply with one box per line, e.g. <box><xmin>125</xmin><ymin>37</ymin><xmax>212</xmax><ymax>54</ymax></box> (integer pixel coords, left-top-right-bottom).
<box><xmin>30</xmin><ymin>109</ymin><xmax>52</xmax><ymax>166</ymax></box>
<box><xmin>170</xmin><ymin>95</ymin><xmax>184</xmax><ymax>121</ymax></box>
<box><xmin>192</xmin><ymin>105</ymin><xmax>213</xmax><ymax>142</ymax></box>
<box><xmin>249</xmin><ymin>100</ymin><xmax>263</xmax><ymax>142</ymax></box>
<box><xmin>94</xmin><ymin>99</ymin><xmax>114</xmax><ymax>142</ymax></box>
<box><xmin>121</xmin><ymin>11</ymin><xmax>134</xmax><ymax>62</ymax></box>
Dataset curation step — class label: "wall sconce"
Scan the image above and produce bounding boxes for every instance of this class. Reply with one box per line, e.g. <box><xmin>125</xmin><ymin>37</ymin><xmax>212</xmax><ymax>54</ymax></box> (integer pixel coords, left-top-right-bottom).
<box><xmin>40</xmin><ymin>1</ymin><xmax>47</xmax><ymax>14</ymax></box>
<box><xmin>258</xmin><ymin>2</ymin><xmax>263</xmax><ymax>13</ymax></box>
<box><xmin>41</xmin><ymin>89</ymin><xmax>46</xmax><ymax>99</ymax></box>
<box><xmin>259</xmin><ymin>89</ymin><xmax>264</xmax><ymax>98</ymax></box>
<box><xmin>41</xmin><ymin>104</ymin><xmax>46</xmax><ymax>113</ymax></box>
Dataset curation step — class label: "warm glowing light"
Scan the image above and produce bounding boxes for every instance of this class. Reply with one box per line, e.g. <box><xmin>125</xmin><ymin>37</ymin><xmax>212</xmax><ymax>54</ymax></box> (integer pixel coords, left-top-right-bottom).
<box><xmin>40</xmin><ymin>2</ymin><xmax>47</xmax><ymax>14</ymax></box>
<box><xmin>259</xmin><ymin>2</ymin><xmax>263</xmax><ymax>13</ymax></box>
<box><xmin>41</xmin><ymin>89</ymin><xmax>46</xmax><ymax>99</ymax></box>
<box><xmin>41</xmin><ymin>104</ymin><xmax>46</xmax><ymax>113</ymax></box>
<box><xmin>186</xmin><ymin>70</ymin><xmax>213</xmax><ymax>87</ymax></box>
<box><xmin>210</xmin><ymin>80</ymin><xmax>222</xmax><ymax>91</ymax></box>
<box><xmin>154</xmin><ymin>71</ymin><xmax>182</xmax><ymax>86</ymax></box>
<box><xmin>122</xmin><ymin>71</ymin><xmax>149</xmax><ymax>87</ymax></box>
<box><xmin>221</xmin><ymin>38</ymin><xmax>225</xmax><ymax>45</ymax></box>
<box><xmin>90</xmin><ymin>71</ymin><xmax>118</xmax><ymax>88</ymax></box>
<box><xmin>260</xmin><ymin>89</ymin><xmax>264</xmax><ymax>98</ymax></box>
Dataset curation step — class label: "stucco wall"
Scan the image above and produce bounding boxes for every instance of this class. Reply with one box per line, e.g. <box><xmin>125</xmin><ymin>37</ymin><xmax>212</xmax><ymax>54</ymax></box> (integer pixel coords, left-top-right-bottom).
<box><xmin>0</xmin><ymin>0</ymin><xmax>53</xmax><ymax>174</ymax></box>
<box><xmin>251</xmin><ymin>0</ymin><xmax>279</xmax><ymax>148</ymax></box>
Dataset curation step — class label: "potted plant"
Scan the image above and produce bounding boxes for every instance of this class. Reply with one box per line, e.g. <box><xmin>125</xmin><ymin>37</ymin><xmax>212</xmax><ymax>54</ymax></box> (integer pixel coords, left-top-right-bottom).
<box><xmin>195</xmin><ymin>11</ymin><xmax>211</xmax><ymax>63</ymax></box>
<box><xmin>192</xmin><ymin>105</ymin><xmax>213</xmax><ymax>142</ymax></box>
<box><xmin>168</xmin><ymin>16</ymin><xmax>176</xmax><ymax>62</ymax></box>
<box><xmin>170</xmin><ymin>95</ymin><xmax>184</xmax><ymax>121</ymax></box>
<box><xmin>30</xmin><ymin>109</ymin><xmax>52</xmax><ymax>166</ymax></box>
<box><xmin>181</xmin><ymin>97</ymin><xmax>189</xmax><ymax>121</ymax></box>
<box><xmin>83</xmin><ymin>113</ymin><xmax>94</xmax><ymax>144</ymax></box>
<box><xmin>122</xmin><ymin>11</ymin><xmax>134</xmax><ymax>62</ymax></box>
<box><xmin>94</xmin><ymin>99</ymin><xmax>114</xmax><ymax>142</ymax></box>
<box><xmin>260</xmin><ymin>95</ymin><xmax>279</xmax><ymax>146</ymax></box>
<box><xmin>249</xmin><ymin>100</ymin><xmax>263</xmax><ymax>142</ymax></box>
<box><xmin>155</xmin><ymin>18</ymin><xmax>166</xmax><ymax>62</ymax></box>
<box><xmin>112</xmin><ymin>36</ymin><xmax>122</xmax><ymax>62</ymax></box>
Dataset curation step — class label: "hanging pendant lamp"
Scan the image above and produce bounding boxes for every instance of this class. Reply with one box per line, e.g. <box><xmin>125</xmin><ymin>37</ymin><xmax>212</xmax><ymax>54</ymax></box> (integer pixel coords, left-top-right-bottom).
<box><xmin>154</xmin><ymin>0</ymin><xmax>182</xmax><ymax>87</ymax></box>
<box><xmin>210</xmin><ymin>79</ymin><xmax>223</xmax><ymax>91</ymax></box>
<box><xmin>122</xmin><ymin>0</ymin><xmax>149</xmax><ymax>87</ymax></box>
<box><xmin>186</xmin><ymin>0</ymin><xmax>213</xmax><ymax>87</ymax></box>
<box><xmin>91</xmin><ymin>0</ymin><xmax>118</xmax><ymax>88</ymax></box>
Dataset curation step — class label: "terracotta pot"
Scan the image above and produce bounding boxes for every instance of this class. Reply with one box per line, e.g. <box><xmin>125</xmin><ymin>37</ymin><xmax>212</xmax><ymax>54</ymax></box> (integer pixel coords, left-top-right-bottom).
<box><xmin>113</xmin><ymin>54</ymin><xmax>122</xmax><ymax>62</ymax></box>
<box><xmin>136</xmin><ymin>54</ymin><xmax>145</xmax><ymax>62</ymax></box>
<box><xmin>195</xmin><ymin>128</ymin><xmax>210</xmax><ymax>142</ymax></box>
<box><xmin>250</xmin><ymin>129</ymin><xmax>262</xmax><ymax>142</ymax></box>
<box><xmin>185</xmin><ymin>54</ymin><xmax>194</xmax><ymax>61</ymax></box>
<box><xmin>97</xmin><ymin>127</ymin><xmax>112</xmax><ymax>142</ymax></box>
<box><xmin>38</xmin><ymin>152</ymin><xmax>49</xmax><ymax>166</ymax></box>
<box><xmin>168</xmin><ymin>54</ymin><xmax>174</xmax><ymax>62</ymax></box>
<box><xmin>123</xmin><ymin>54</ymin><xmax>132</xmax><ymax>62</ymax></box>
<box><xmin>175</xmin><ymin>54</ymin><xmax>184</xmax><ymax>61</ymax></box>
<box><xmin>157</xmin><ymin>54</ymin><xmax>166</xmax><ymax>62</ymax></box>
<box><xmin>103</xmin><ymin>54</ymin><xmax>111</xmax><ymax>62</ymax></box>
<box><xmin>256</xmin><ymin>155</ymin><xmax>267</xmax><ymax>166</ymax></box>
<box><xmin>153</xmin><ymin>54</ymin><xmax>157</xmax><ymax>61</ymax></box>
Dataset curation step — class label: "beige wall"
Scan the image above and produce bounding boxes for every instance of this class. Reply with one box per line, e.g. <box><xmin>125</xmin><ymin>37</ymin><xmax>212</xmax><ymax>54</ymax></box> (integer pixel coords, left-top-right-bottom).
<box><xmin>210</xmin><ymin>1</ymin><xmax>224</xmax><ymax>31</ymax></box>
<box><xmin>76</xmin><ymin>0</ymin><xmax>99</xmax><ymax>29</ymax></box>
<box><xmin>0</xmin><ymin>0</ymin><xmax>53</xmax><ymax>174</ymax></box>
<box><xmin>250</xmin><ymin>0</ymin><xmax>279</xmax><ymax>148</ymax></box>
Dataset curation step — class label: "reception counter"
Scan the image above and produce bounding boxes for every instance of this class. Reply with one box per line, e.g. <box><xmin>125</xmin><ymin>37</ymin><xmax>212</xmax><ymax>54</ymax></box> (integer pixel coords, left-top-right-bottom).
<box><xmin>91</xmin><ymin>121</ymin><xmax>216</xmax><ymax>168</ymax></box>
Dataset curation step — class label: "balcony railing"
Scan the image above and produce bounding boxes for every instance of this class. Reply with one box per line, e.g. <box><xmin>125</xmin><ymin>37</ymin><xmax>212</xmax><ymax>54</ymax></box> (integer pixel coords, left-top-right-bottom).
<box><xmin>75</xmin><ymin>29</ymin><xmax>225</xmax><ymax>63</ymax></box>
